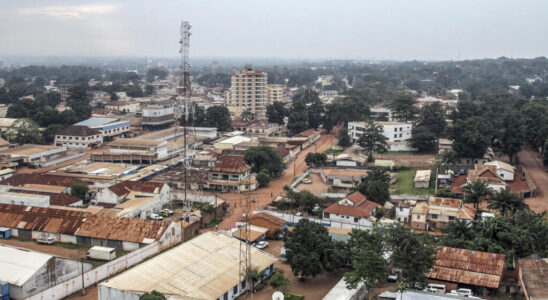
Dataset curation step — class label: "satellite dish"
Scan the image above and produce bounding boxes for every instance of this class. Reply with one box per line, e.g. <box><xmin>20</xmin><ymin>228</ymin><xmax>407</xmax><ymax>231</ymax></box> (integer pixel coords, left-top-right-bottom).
<box><xmin>272</xmin><ymin>291</ymin><xmax>284</xmax><ymax>300</ymax></box>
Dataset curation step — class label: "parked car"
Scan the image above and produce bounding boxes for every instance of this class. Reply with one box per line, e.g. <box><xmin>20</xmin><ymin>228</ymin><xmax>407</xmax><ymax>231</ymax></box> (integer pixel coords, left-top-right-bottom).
<box><xmin>424</xmin><ymin>284</ymin><xmax>446</xmax><ymax>294</ymax></box>
<box><xmin>220</xmin><ymin>189</ymin><xmax>229</xmax><ymax>194</ymax></box>
<box><xmin>255</xmin><ymin>241</ymin><xmax>269</xmax><ymax>249</ymax></box>
<box><xmin>450</xmin><ymin>288</ymin><xmax>473</xmax><ymax>297</ymax></box>
<box><xmin>149</xmin><ymin>213</ymin><xmax>163</xmax><ymax>220</ymax></box>
<box><xmin>387</xmin><ymin>273</ymin><xmax>398</xmax><ymax>282</ymax></box>
<box><xmin>160</xmin><ymin>209</ymin><xmax>174</xmax><ymax>216</ymax></box>
<box><xmin>302</xmin><ymin>178</ymin><xmax>312</xmax><ymax>184</ymax></box>
<box><xmin>37</xmin><ymin>237</ymin><xmax>55</xmax><ymax>245</ymax></box>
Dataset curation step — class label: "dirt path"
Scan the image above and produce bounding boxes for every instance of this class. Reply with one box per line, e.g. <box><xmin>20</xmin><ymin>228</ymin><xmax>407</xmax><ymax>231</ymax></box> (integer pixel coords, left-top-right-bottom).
<box><xmin>0</xmin><ymin>239</ymin><xmax>87</xmax><ymax>259</ymax></box>
<box><xmin>517</xmin><ymin>147</ymin><xmax>548</xmax><ymax>212</ymax></box>
<box><xmin>216</xmin><ymin>133</ymin><xmax>336</xmax><ymax>231</ymax></box>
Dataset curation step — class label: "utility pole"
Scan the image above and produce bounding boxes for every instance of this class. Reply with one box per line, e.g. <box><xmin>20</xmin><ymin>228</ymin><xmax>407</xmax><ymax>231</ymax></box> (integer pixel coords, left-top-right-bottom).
<box><xmin>179</xmin><ymin>20</ymin><xmax>192</xmax><ymax>212</ymax></box>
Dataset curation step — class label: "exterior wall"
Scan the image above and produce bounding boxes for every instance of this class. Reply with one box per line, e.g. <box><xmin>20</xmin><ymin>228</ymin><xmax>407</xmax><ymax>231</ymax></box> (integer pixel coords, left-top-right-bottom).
<box><xmin>96</xmin><ymin>188</ymin><xmax>122</xmax><ymax>205</ymax></box>
<box><xmin>497</xmin><ymin>169</ymin><xmax>514</xmax><ymax>181</ymax></box>
<box><xmin>121</xmin><ymin>241</ymin><xmax>140</xmax><ymax>252</ymax></box>
<box><xmin>411</xmin><ymin>213</ymin><xmax>427</xmax><ymax>230</ymax></box>
<box><xmin>29</xmin><ymin>242</ymin><xmax>159</xmax><ymax>300</ymax></box>
<box><xmin>323</xmin><ymin>213</ymin><xmax>373</xmax><ymax>227</ymax></box>
<box><xmin>106</xmin><ymin>103</ymin><xmax>140</xmax><ymax>113</ymax></box>
<box><xmin>336</xmin><ymin>160</ymin><xmax>358</xmax><ymax>167</ymax></box>
<box><xmin>97</xmin><ymin>121</ymin><xmax>130</xmax><ymax>138</ymax></box>
<box><xmin>0</xmin><ymin>194</ymin><xmax>49</xmax><ymax>207</ymax></box>
<box><xmin>396</xmin><ymin>207</ymin><xmax>411</xmax><ymax>223</ymax></box>
<box><xmin>389</xmin><ymin>142</ymin><xmax>417</xmax><ymax>152</ymax></box>
<box><xmin>55</xmin><ymin>134</ymin><xmax>103</xmax><ymax>149</ymax></box>
<box><xmin>158</xmin><ymin>221</ymin><xmax>182</xmax><ymax>250</ymax></box>
<box><xmin>348</xmin><ymin>122</ymin><xmax>412</xmax><ymax>143</ymax></box>
<box><xmin>415</xmin><ymin>180</ymin><xmax>429</xmax><ymax>188</ymax></box>
<box><xmin>230</xmin><ymin>71</ymin><xmax>268</xmax><ymax>118</ymax></box>
<box><xmin>0</xmin><ymin>172</ymin><xmax>13</xmax><ymax>181</ymax></box>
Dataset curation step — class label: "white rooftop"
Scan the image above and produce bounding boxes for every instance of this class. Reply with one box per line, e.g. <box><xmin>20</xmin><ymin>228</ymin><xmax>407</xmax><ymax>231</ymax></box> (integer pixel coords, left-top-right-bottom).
<box><xmin>0</xmin><ymin>245</ymin><xmax>52</xmax><ymax>286</ymax></box>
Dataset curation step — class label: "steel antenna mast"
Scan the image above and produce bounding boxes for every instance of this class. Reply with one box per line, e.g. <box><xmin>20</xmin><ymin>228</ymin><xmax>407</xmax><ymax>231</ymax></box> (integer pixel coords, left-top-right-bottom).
<box><xmin>179</xmin><ymin>20</ymin><xmax>192</xmax><ymax>212</ymax></box>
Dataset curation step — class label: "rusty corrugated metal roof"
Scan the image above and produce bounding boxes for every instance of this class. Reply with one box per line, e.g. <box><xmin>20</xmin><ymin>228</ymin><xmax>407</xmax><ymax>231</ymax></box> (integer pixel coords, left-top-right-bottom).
<box><xmin>428</xmin><ymin>247</ymin><xmax>506</xmax><ymax>289</ymax></box>
<box><xmin>75</xmin><ymin>214</ymin><xmax>170</xmax><ymax>243</ymax></box>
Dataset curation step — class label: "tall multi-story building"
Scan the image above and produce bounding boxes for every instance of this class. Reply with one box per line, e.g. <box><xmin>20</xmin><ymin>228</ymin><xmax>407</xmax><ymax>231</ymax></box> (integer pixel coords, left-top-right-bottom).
<box><xmin>267</xmin><ymin>84</ymin><xmax>283</xmax><ymax>104</ymax></box>
<box><xmin>228</xmin><ymin>67</ymin><xmax>268</xmax><ymax>119</ymax></box>
<box><xmin>141</xmin><ymin>103</ymin><xmax>174</xmax><ymax>129</ymax></box>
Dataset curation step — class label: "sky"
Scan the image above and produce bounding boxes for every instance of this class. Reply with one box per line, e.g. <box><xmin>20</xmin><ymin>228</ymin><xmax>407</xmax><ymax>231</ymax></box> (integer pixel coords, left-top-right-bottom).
<box><xmin>0</xmin><ymin>0</ymin><xmax>547</xmax><ymax>61</ymax></box>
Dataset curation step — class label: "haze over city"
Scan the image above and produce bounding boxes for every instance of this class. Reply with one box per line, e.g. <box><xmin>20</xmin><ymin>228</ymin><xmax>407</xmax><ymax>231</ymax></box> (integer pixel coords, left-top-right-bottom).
<box><xmin>1</xmin><ymin>0</ymin><xmax>548</xmax><ymax>60</ymax></box>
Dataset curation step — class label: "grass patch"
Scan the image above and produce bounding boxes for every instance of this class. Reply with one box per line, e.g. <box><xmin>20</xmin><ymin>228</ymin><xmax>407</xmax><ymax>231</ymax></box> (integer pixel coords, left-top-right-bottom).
<box><xmin>323</xmin><ymin>148</ymin><xmax>343</xmax><ymax>155</ymax></box>
<box><xmin>285</xmin><ymin>294</ymin><xmax>305</xmax><ymax>300</ymax></box>
<box><xmin>376</xmin><ymin>151</ymin><xmax>434</xmax><ymax>156</ymax></box>
<box><xmin>207</xmin><ymin>218</ymin><xmax>223</xmax><ymax>228</ymax></box>
<box><xmin>390</xmin><ymin>168</ymin><xmax>436</xmax><ymax>195</ymax></box>
<box><xmin>57</xmin><ymin>243</ymin><xmax>90</xmax><ymax>251</ymax></box>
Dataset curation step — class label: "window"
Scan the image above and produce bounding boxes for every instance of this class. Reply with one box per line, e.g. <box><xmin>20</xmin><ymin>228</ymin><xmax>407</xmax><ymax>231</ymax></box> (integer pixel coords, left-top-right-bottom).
<box><xmin>233</xmin><ymin>285</ymin><xmax>238</xmax><ymax>294</ymax></box>
<box><xmin>223</xmin><ymin>292</ymin><xmax>228</xmax><ymax>300</ymax></box>
<box><xmin>399</xmin><ymin>207</ymin><xmax>403</xmax><ymax>212</ymax></box>
<box><xmin>399</xmin><ymin>127</ymin><xmax>402</xmax><ymax>131</ymax></box>
<box><xmin>431</xmin><ymin>214</ymin><xmax>438</xmax><ymax>219</ymax></box>
<box><xmin>324</xmin><ymin>213</ymin><xmax>330</xmax><ymax>218</ymax></box>
<box><xmin>449</xmin><ymin>216</ymin><xmax>455</xmax><ymax>221</ymax></box>
<box><xmin>394</xmin><ymin>128</ymin><xmax>397</xmax><ymax>132</ymax></box>
<box><xmin>354</xmin><ymin>217</ymin><xmax>358</xmax><ymax>222</ymax></box>
<box><xmin>417</xmin><ymin>215</ymin><xmax>420</xmax><ymax>219</ymax></box>
<box><xmin>399</xmin><ymin>133</ymin><xmax>402</xmax><ymax>137</ymax></box>
<box><xmin>394</xmin><ymin>134</ymin><xmax>397</xmax><ymax>138</ymax></box>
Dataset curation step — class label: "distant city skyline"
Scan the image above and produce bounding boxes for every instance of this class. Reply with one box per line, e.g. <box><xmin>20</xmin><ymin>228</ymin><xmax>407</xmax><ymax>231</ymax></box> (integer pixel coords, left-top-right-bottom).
<box><xmin>1</xmin><ymin>0</ymin><xmax>547</xmax><ymax>61</ymax></box>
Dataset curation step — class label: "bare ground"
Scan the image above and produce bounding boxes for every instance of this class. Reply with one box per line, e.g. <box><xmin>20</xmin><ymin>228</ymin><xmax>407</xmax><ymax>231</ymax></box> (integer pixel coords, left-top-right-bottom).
<box><xmin>517</xmin><ymin>147</ymin><xmax>548</xmax><ymax>212</ymax></box>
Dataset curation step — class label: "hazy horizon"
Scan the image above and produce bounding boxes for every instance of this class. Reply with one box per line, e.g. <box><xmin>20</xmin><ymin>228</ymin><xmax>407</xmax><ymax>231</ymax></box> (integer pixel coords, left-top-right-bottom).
<box><xmin>1</xmin><ymin>0</ymin><xmax>548</xmax><ymax>61</ymax></box>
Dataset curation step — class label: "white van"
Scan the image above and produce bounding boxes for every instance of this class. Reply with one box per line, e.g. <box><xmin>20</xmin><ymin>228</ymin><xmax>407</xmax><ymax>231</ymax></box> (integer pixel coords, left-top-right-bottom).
<box><xmin>424</xmin><ymin>284</ymin><xmax>446</xmax><ymax>294</ymax></box>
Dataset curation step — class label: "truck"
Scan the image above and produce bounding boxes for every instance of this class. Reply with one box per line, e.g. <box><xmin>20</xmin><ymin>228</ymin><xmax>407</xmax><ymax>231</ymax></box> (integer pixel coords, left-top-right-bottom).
<box><xmin>86</xmin><ymin>246</ymin><xmax>116</xmax><ymax>261</ymax></box>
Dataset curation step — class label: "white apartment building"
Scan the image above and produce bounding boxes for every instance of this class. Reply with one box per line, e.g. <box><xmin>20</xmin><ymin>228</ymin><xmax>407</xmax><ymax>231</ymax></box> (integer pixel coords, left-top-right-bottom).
<box><xmin>141</xmin><ymin>104</ymin><xmax>175</xmax><ymax>129</ymax></box>
<box><xmin>267</xmin><ymin>84</ymin><xmax>283</xmax><ymax>104</ymax></box>
<box><xmin>348</xmin><ymin>121</ymin><xmax>414</xmax><ymax>152</ymax></box>
<box><xmin>228</xmin><ymin>67</ymin><xmax>268</xmax><ymax>119</ymax></box>
<box><xmin>54</xmin><ymin>125</ymin><xmax>103</xmax><ymax>149</ymax></box>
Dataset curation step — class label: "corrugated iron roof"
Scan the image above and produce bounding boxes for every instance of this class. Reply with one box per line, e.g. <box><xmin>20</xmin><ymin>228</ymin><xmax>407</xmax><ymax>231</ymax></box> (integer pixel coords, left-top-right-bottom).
<box><xmin>1</xmin><ymin>174</ymin><xmax>85</xmax><ymax>188</ymax></box>
<box><xmin>518</xmin><ymin>257</ymin><xmax>548</xmax><ymax>298</ymax></box>
<box><xmin>210</xmin><ymin>155</ymin><xmax>251</xmax><ymax>174</ymax></box>
<box><xmin>107</xmin><ymin>181</ymin><xmax>165</xmax><ymax>197</ymax></box>
<box><xmin>428</xmin><ymin>247</ymin><xmax>506</xmax><ymax>289</ymax></box>
<box><xmin>0</xmin><ymin>244</ymin><xmax>52</xmax><ymax>286</ymax></box>
<box><xmin>75</xmin><ymin>214</ymin><xmax>170</xmax><ymax>243</ymax></box>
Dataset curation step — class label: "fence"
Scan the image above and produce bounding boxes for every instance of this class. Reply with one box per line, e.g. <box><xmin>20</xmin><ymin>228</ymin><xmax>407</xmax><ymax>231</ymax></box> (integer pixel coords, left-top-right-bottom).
<box><xmin>27</xmin><ymin>242</ymin><xmax>160</xmax><ymax>300</ymax></box>
<box><xmin>260</xmin><ymin>210</ymin><xmax>372</xmax><ymax>230</ymax></box>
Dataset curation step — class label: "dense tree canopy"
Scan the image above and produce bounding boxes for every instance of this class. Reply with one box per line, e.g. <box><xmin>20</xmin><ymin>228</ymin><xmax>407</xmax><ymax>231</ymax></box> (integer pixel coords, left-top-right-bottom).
<box><xmin>266</xmin><ymin>101</ymin><xmax>287</xmax><ymax>125</ymax></box>
<box><xmin>243</xmin><ymin>146</ymin><xmax>284</xmax><ymax>177</ymax></box>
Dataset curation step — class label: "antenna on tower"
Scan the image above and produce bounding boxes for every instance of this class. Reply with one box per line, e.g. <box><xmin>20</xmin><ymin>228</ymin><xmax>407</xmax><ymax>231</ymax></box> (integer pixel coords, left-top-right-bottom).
<box><xmin>179</xmin><ymin>20</ymin><xmax>192</xmax><ymax>212</ymax></box>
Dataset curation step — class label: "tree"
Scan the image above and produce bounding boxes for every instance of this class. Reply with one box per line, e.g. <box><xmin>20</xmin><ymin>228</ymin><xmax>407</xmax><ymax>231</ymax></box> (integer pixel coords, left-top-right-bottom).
<box><xmin>463</xmin><ymin>180</ymin><xmax>492</xmax><ymax>210</ymax></box>
<box><xmin>385</xmin><ymin>224</ymin><xmax>437</xmax><ymax>288</ymax></box>
<box><xmin>241</xmin><ymin>109</ymin><xmax>254</xmax><ymax>122</ymax></box>
<box><xmin>203</xmin><ymin>106</ymin><xmax>231</xmax><ymax>131</ymax></box>
<box><xmin>544</xmin><ymin>138</ymin><xmax>548</xmax><ymax>166</ymax></box>
<box><xmin>267</xmin><ymin>101</ymin><xmax>287</xmax><ymax>125</ymax></box>
<box><xmin>445</xmin><ymin>219</ymin><xmax>474</xmax><ymax>240</ymax></box>
<box><xmin>145</xmin><ymin>85</ymin><xmax>155</xmax><ymax>96</ymax></box>
<box><xmin>71</xmin><ymin>183</ymin><xmax>89</xmax><ymax>199</ymax></box>
<box><xmin>488</xmin><ymin>188</ymin><xmax>528</xmax><ymax>223</ymax></box>
<box><xmin>125</xmin><ymin>85</ymin><xmax>144</xmax><ymax>97</ymax></box>
<box><xmin>305</xmin><ymin>152</ymin><xmax>327</xmax><ymax>167</ymax></box>
<box><xmin>521</xmin><ymin>100</ymin><xmax>548</xmax><ymax>150</ymax></box>
<box><xmin>287</xmin><ymin>97</ymin><xmax>308</xmax><ymax>134</ymax></box>
<box><xmin>43</xmin><ymin>124</ymin><xmax>66</xmax><ymax>143</ymax></box>
<box><xmin>67</xmin><ymin>86</ymin><xmax>92</xmax><ymax>121</ymax></box>
<box><xmin>344</xmin><ymin>249</ymin><xmax>387</xmax><ymax>300</ymax></box>
<box><xmin>10</xmin><ymin>119</ymin><xmax>43</xmax><ymax>145</ymax></box>
<box><xmin>499</xmin><ymin>110</ymin><xmax>523</xmax><ymax>163</ymax></box>
<box><xmin>435</xmin><ymin>188</ymin><xmax>456</xmax><ymax>198</ymax></box>
<box><xmin>452</xmin><ymin>116</ymin><xmax>492</xmax><ymax>159</ymax></box>
<box><xmin>338</xmin><ymin>127</ymin><xmax>352</xmax><ymax>148</ymax></box>
<box><xmin>356</xmin><ymin>169</ymin><xmax>391</xmax><ymax>205</ymax></box>
<box><xmin>244</xmin><ymin>146</ymin><xmax>284</xmax><ymax>177</ymax></box>
<box><xmin>139</xmin><ymin>291</ymin><xmax>166</xmax><ymax>300</ymax></box>
<box><xmin>283</xmin><ymin>219</ymin><xmax>341</xmax><ymax>279</ymax></box>
<box><xmin>417</xmin><ymin>102</ymin><xmax>446</xmax><ymax>137</ymax></box>
<box><xmin>180</xmin><ymin>103</ymin><xmax>205</xmax><ymax>127</ymax></box>
<box><xmin>269</xmin><ymin>272</ymin><xmax>289</xmax><ymax>292</ymax></box>
<box><xmin>308</xmin><ymin>98</ymin><xmax>324</xmax><ymax>129</ymax></box>
<box><xmin>409</xmin><ymin>126</ymin><xmax>437</xmax><ymax>152</ymax></box>
<box><xmin>357</xmin><ymin>121</ymin><xmax>388</xmax><ymax>162</ymax></box>
<box><xmin>389</xmin><ymin>94</ymin><xmax>416</xmax><ymax>122</ymax></box>
<box><xmin>256</xmin><ymin>169</ymin><xmax>271</xmax><ymax>187</ymax></box>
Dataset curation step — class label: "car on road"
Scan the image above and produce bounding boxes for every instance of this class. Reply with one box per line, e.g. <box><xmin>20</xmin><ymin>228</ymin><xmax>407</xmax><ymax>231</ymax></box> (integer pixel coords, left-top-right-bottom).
<box><xmin>450</xmin><ymin>289</ymin><xmax>473</xmax><ymax>297</ymax></box>
<box><xmin>160</xmin><ymin>208</ymin><xmax>174</xmax><ymax>216</ymax></box>
<box><xmin>149</xmin><ymin>213</ymin><xmax>163</xmax><ymax>220</ymax></box>
<box><xmin>255</xmin><ymin>241</ymin><xmax>269</xmax><ymax>249</ymax></box>
<box><xmin>302</xmin><ymin>178</ymin><xmax>312</xmax><ymax>184</ymax></box>
<box><xmin>37</xmin><ymin>237</ymin><xmax>55</xmax><ymax>245</ymax></box>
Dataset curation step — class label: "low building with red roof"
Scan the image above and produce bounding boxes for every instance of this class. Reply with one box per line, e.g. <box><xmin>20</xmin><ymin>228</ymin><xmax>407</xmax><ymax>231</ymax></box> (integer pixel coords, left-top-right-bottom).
<box><xmin>207</xmin><ymin>155</ymin><xmax>256</xmax><ymax>192</ymax></box>
<box><xmin>322</xmin><ymin>192</ymin><xmax>379</xmax><ymax>228</ymax></box>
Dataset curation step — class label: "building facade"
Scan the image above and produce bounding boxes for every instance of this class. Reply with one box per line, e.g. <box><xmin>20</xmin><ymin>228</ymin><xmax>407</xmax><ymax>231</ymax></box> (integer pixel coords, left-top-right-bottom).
<box><xmin>267</xmin><ymin>84</ymin><xmax>283</xmax><ymax>104</ymax></box>
<box><xmin>141</xmin><ymin>104</ymin><xmax>175</xmax><ymax>129</ymax></box>
<box><xmin>228</xmin><ymin>67</ymin><xmax>268</xmax><ymax>119</ymax></box>
<box><xmin>54</xmin><ymin>125</ymin><xmax>103</xmax><ymax>149</ymax></box>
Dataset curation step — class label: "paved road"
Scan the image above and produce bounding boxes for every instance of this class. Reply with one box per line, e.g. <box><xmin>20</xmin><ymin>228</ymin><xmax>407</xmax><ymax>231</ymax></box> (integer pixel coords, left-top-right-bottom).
<box><xmin>216</xmin><ymin>133</ymin><xmax>337</xmax><ymax>231</ymax></box>
<box><xmin>517</xmin><ymin>147</ymin><xmax>548</xmax><ymax>212</ymax></box>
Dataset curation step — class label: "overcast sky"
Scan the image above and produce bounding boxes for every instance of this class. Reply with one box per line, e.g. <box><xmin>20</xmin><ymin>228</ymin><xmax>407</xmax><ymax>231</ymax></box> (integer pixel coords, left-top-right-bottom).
<box><xmin>1</xmin><ymin>0</ymin><xmax>547</xmax><ymax>61</ymax></box>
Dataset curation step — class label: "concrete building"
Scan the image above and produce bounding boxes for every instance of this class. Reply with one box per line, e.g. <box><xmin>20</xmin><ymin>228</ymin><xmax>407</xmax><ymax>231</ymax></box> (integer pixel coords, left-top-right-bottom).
<box><xmin>207</xmin><ymin>155</ymin><xmax>256</xmax><ymax>191</ymax></box>
<box><xmin>141</xmin><ymin>103</ymin><xmax>174</xmax><ymax>129</ymax></box>
<box><xmin>98</xmin><ymin>231</ymin><xmax>276</xmax><ymax>300</ymax></box>
<box><xmin>267</xmin><ymin>84</ymin><xmax>284</xmax><ymax>104</ymax></box>
<box><xmin>231</xmin><ymin>119</ymin><xmax>280</xmax><ymax>137</ymax></box>
<box><xmin>0</xmin><ymin>191</ymin><xmax>49</xmax><ymax>207</ymax></box>
<box><xmin>54</xmin><ymin>125</ymin><xmax>103</xmax><ymax>149</ymax></box>
<box><xmin>105</xmin><ymin>101</ymin><xmax>140</xmax><ymax>113</ymax></box>
<box><xmin>0</xmin><ymin>144</ymin><xmax>66</xmax><ymax>166</ymax></box>
<box><xmin>181</xmin><ymin>126</ymin><xmax>218</xmax><ymax>139</ymax></box>
<box><xmin>108</xmin><ymin>138</ymin><xmax>168</xmax><ymax>160</ymax></box>
<box><xmin>414</xmin><ymin>169</ymin><xmax>432</xmax><ymax>188</ymax></box>
<box><xmin>484</xmin><ymin>160</ymin><xmax>515</xmax><ymax>181</ymax></box>
<box><xmin>96</xmin><ymin>181</ymin><xmax>171</xmax><ymax>206</ymax></box>
<box><xmin>334</xmin><ymin>145</ymin><xmax>368</xmax><ymax>167</ymax></box>
<box><xmin>0</xmin><ymin>245</ymin><xmax>92</xmax><ymax>300</ymax></box>
<box><xmin>213</xmin><ymin>135</ymin><xmax>254</xmax><ymax>150</ymax></box>
<box><xmin>75</xmin><ymin>117</ymin><xmax>130</xmax><ymax>139</ymax></box>
<box><xmin>323</xmin><ymin>192</ymin><xmax>378</xmax><ymax>228</ymax></box>
<box><xmin>411</xmin><ymin>197</ymin><xmax>476</xmax><ymax>231</ymax></box>
<box><xmin>348</xmin><ymin>121</ymin><xmax>414</xmax><ymax>151</ymax></box>
<box><xmin>228</xmin><ymin>67</ymin><xmax>268</xmax><ymax>119</ymax></box>
<box><xmin>370</xmin><ymin>106</ymin><xmax>394</xmax><ymax>121</ymax></box>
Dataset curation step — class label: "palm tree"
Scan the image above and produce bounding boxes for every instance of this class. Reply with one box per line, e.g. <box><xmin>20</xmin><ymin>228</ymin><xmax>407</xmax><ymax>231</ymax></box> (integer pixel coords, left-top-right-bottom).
<box><xmin>435</xmin><ymin>150</ymin><xmax>460</xmax><ymax>173</ymax></box>
<box><xmin>463</xmin><ymin>180</ymin><xmax>492</xmax><ymax>210</ymax></box>
<box><xmin>366</xmin><ymin>169</ymin><xmax>391</xmax><ymax>185</ymax></box>
<box><xmin>488</xmin><ymin>188</ymin><xmax>528</xmax><ymax>223</ymax></box>
<box><xmin>445</xmin><ymin>219</ymin><xmax>474</xmax><ymax>240</ymax></box>
<box><xmin>241</xmin><ymin>109</ymin><xmax>254</xmax><ymax>122</ymax></box>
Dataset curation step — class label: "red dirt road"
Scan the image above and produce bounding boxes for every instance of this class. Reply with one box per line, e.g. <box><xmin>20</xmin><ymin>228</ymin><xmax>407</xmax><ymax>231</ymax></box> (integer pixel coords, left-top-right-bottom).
<box><xmin>517</xmin><ymin>147</ymin><xmax>548</xmax><ymax>212</ymax></box>
<box><xmin>217</xmin><ymin>133</ymin><xmax>337</xmax><ymax>230</ymax></box>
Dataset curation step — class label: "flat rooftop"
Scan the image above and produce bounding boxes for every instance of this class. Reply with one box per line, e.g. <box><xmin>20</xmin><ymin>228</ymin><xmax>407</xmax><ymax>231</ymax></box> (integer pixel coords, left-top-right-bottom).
<box><xmin>0</xmin><ymin>144</ymin><xmax>63</xmax><ymax>156</ymax></box>
<box><xmin>61</xmin><ymin>162</ymin><xmax>140</xmax><ymax>177</ymax></box>
<box><xmin>322</xmin><ymin>168</ymin><xmax>367</xmax><ymax>178</ymax></box>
